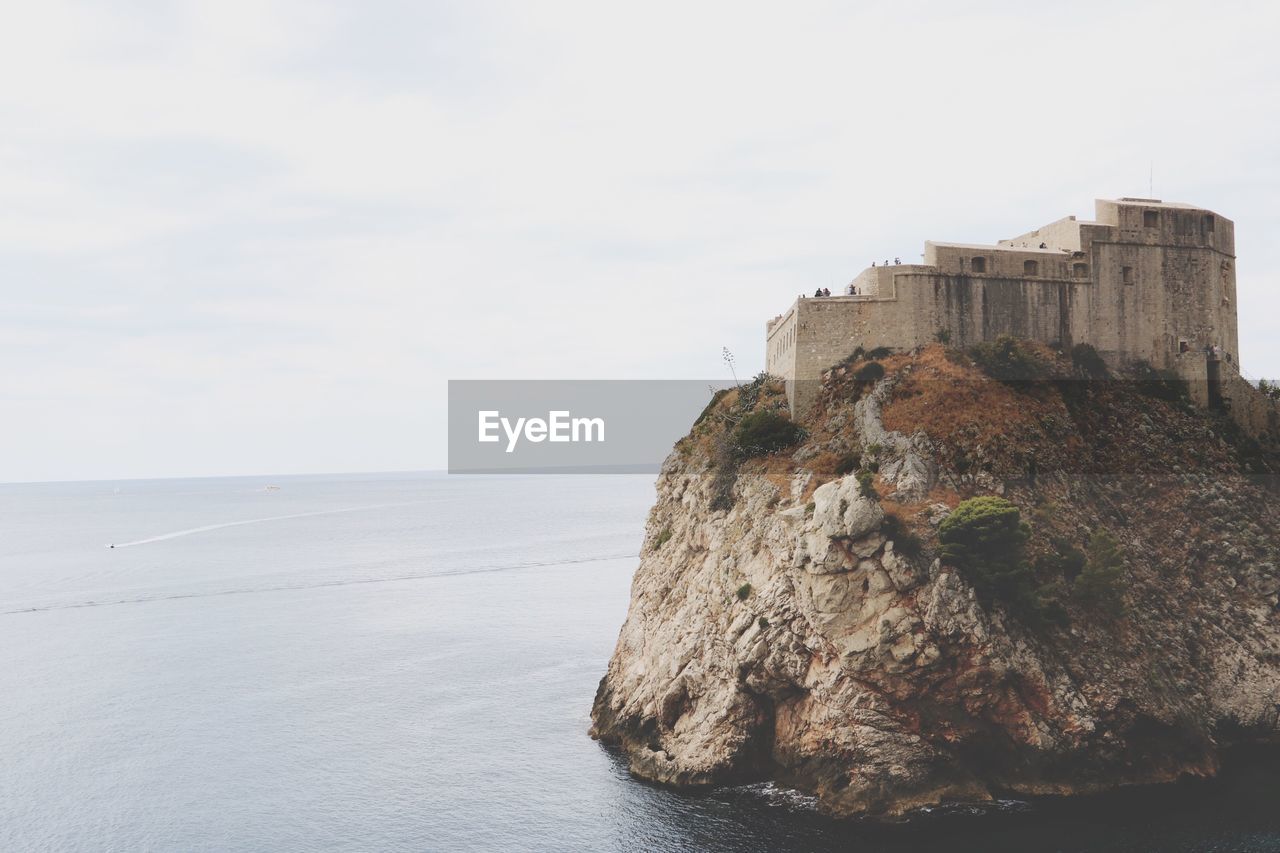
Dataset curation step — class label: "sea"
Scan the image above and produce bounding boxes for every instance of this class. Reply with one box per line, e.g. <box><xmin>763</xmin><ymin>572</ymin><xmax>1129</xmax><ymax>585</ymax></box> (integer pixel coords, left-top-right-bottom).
<box><xmin>1</xmin><ymin>472</ymin><xmax>1278</xmax><ymax>852</ymax></box>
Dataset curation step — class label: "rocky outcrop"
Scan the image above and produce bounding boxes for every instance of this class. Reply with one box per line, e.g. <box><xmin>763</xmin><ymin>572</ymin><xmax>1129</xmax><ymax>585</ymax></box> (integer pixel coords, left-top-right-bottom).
<box><xmin>591</xmin><ymin>346</ymin><xmax>1280</xmax><ymax>818</ymax></box>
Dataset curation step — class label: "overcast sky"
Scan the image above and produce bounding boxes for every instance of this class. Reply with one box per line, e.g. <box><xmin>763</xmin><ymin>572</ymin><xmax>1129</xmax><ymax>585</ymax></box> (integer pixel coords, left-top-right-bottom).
<box><xmin>3</xmin><ymin>0</ymin><xmax>1278</xmax><ymax>482</ymax></box>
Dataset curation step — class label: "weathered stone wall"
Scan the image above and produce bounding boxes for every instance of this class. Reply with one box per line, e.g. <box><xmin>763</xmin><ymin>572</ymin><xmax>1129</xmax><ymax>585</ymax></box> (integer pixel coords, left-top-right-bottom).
<box><xmin>1079</xmin><ymin>200</ymin><xmax>1237</xmax><ymax>372</ymax></box>
<box><xmin>1222</xmin><ymin>371</ymin><xmax>1280</xmax><ymax>439</ymax></box>
<box><xmin>1000</xmin><ymin>215</ymin><xmax>1090</xmax><ymax>251</ymax></box>
<box><xmin>765</xmin><ymin>306</ymin><xmax>800</xmax><ymax>406</ymax></box>
<box><xmin>781</xmin><ymin>276</ymin><xmax>1078</xmax><ymax>415</ymax></box>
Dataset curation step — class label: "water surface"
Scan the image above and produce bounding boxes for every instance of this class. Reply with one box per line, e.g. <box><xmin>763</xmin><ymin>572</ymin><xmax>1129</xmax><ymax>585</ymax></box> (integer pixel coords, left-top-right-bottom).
<box><xmin>1</xmin><ymin>473</ymin><xmax>1277</xmax><ymax>851</ymax></box>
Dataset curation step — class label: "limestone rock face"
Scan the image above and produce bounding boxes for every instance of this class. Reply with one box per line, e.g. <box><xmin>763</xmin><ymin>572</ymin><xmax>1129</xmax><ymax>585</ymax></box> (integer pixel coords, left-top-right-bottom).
<box><xmin>590</xmin><ymin>353</ymin><xmax>1280</xmax><ymax>818</ymax></box>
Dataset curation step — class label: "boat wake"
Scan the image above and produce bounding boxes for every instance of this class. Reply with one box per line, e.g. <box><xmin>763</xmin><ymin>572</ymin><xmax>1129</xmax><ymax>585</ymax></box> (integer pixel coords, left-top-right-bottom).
<box><xmin>108</xmin><ymin>503</ymin><xmax>417</xmax><ymax>548</ymax></box>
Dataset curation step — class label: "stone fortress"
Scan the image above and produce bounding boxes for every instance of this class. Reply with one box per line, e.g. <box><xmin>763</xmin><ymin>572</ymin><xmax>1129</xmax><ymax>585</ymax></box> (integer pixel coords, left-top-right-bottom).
<box><xmin>766</xmin><ymin>197</ymin><xmax>1274</xmax><ymax>435</ymax></box>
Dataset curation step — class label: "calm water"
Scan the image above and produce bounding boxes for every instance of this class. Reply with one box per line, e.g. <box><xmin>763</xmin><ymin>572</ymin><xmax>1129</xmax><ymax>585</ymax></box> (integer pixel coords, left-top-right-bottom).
<box><xmin>1</xmin><ymin>473</ymin><xmax>1278</xmax><ymax>852</ymax></box>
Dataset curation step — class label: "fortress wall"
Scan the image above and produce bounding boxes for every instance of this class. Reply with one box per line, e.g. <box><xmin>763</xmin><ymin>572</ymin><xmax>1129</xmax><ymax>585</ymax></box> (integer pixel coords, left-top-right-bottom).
<box><xmin>1171</xmin><ymin>354</ymin><xmax>1214</xmax><ymax>408</ymax></box>
<box><xmin>848</xmin><ymin>265</ymin><xmax>900</xmax><ymax>295</ymax></box>
<box><xmin>785</xmin><ymin>295</ymin><xmax>912</xmax><ymax>415</ymax></box>
<box><xmin>861</xmin><ymin>273</ymin><xmax>1075</xmax><ymax>350</ymax></box>
<box><xmin>783</xmin><ymin>274</ymin><xmax>1086</xmax><ymax>415</ymax></box>
<box><xmin>1085</xmin><ymin>239</ymin><xmax>1238</xmax><ymax>371</ymax></box>
<box><xmin>766</xmin><ymin>307</ymin><xmax>799</xmax><ymax>379</ymax></box>
<box><xmin>1223</xmin><ymin>372</ymin><xmax>1280</xmax><ymax>441</ymax></box>
<box><xmin>772</xmin><ymin>200</ymin><xmax>1244</xmax><ymax>423</ymax></box>
<box><xmin>1097</xmin><ymin>202</ymin><xmax>1238</xmax><ymax>364</ymax></box>
<box><xmin>792</xmin><ymin>274</ymin><xmax>1081</xmax><ymax>363</ymax></box>
<box><xmin>1158</xmin><ymin>247</ymin><xmax>1232</xmax><ymax>360</ymax></box>
<box><xmin>785</xmin><ymin>244</ymin><xmax>1235</xmax><ymax>387</ymax></box>
<box><xmin>1000</xmin><ymin>216</ymin><xmax>1086</xmax><ymax>252</ymax></box>
<box><xmin>1096</xmin><ymin>200</ymin><xmax>1235</xmax><ymax>257</ymax></box>
<box><xmin>777</xmin><ymin>269</ymin><xmax>934</xmax><ymax>394</ymax></box>
<box><xmin>790</xmin><ymin>298</ymin><xmax>900</xmax><ymax>379</ymax></box>
<box><xmin>923</xmin><ymin>275</ymin><xmax>1076</xmax><ymax>349</ymax></box>
<box><xmin>927</xmin><ymin>243</ymin><xmax>1088</xmax><ymax>280</ymax></box>
<box><xmin>1083</xmin><ymin>239</ymin><xmax>1159</xmax><ymax>365</ymax></box>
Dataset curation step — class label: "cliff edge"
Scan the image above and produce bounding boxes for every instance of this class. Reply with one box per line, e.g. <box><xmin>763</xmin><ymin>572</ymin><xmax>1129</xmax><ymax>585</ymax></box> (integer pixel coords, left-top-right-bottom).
<box><xmin>590</xmin><ymin>343</ymin><xmax>1280</xmax><ymax>818</ymax></box>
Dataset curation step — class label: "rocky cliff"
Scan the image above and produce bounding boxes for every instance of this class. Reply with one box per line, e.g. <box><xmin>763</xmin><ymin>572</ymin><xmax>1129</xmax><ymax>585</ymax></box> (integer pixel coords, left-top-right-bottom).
<box><xmin>590</xmin><ymin>344</ymin><xmax>1280</xmax><ymax>818</ymax></box>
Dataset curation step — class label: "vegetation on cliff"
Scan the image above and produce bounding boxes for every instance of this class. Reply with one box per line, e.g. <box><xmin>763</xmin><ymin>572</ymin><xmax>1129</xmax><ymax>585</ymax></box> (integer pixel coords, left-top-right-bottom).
<box><xmin>595</xmin><ymin>342</ymin><xmax>1280</xmax><ymax>819</ymax></box>
<box><xmin>732</xmin><ymin>411</ymin><xmax>804</xmax><ymax>457</ymax></box>
<box><xmin>938</xmin><ymin>496</ymin><xmax>1066</xmax><ymax>627</ymax></box>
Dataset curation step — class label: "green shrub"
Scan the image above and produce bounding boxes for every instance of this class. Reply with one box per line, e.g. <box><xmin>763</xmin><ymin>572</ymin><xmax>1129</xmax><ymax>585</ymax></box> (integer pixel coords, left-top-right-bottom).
<box><xmin>757</xmin><ymin>616</ymin><xmax>770</xmax><ymax>630</ymax></box>
<box><xmin>736</xmin><ymin>583</ymin><xmax>752</xmax><ymax>601</ymax></box>
<box><xmin>732</xmin><ymin>411</ymin><xmax>804</xmax><ymax>457</ymax></box>
<box><xmin>866</xmin><ymin>346</ymin><xmax>892</xmax><ymax>360</ymax></box>
<box><xmin>939</xmin><ymin>497</ymin><xmax>1061</xmax><ymax>626</ymax></box>
<box><xmin>834</xmin><ymin>453</ymin><xmax>861</xmax><ymax>476</ymax></box>
<box><xmin>652</xmin><ymin>526</ymin><xmax>673</xmax><ymax>551</ymax></box>
<box><xmin>735</xmin><ymin>372</ymin><xmax>775</xmax><ymax>411</ymax></box>
<box><xmin>935</xmin><ymin>329</ymin><xmax>952</xmax><ymax>345</ymax></box>
<box><xmin>939</xmin><ymin>497</ymin><xmax>1028</xmax><ymax>580</ymax></box>
<box><xmin>856</xmin><ymin>470</ymin><xmax>878</xmax><ymax>500</ymax></box>
<box><xmin>1034</xmin><ymin>537</ymin><xmax>1086</xmax><ymax>582</ymax></box>
<box><xmin>1070</xmin><ymin>343</ymin><xmax>1108</xmax><ymax>379</ymax></box>
<box><xmin>1035</xmin><ymin>581</ymin><xmax>1070</xmax><ymax>628</ymax></box>
<box><xmin>855</xmin><ymin>361</ymin><xmax>885</xmax><ymax>382</ymax></box>
<box><xmin>881</xmin><ymin>513</ymin><xmax>923</xmax><ymax>558</ymax></box>
<box><xmin>1072</xmin><ymin>530</ymin><xmax>1126</xmax><ymax>618</ymax></box>
<box><xmin>969</xmin><ymin>336</ymin><xmax>1048</xmax><ymax>383</ymax></box>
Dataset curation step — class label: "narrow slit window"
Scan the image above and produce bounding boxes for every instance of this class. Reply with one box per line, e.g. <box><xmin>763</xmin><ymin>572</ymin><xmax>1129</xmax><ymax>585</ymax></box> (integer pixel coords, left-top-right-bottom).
<box><xmin>1024</xmin><ymin>259</ymin><xmax>1039</xmax><ymax>276</ymax></box>
<box><xmin>970</xmin><ymin>257</ymin><xmax>986</xmax><ymax>273</ymax></box>
<box><xmin>1203</xmin><ymin>214</ymin><xmax>1215</xmax><ymax>233</ymax></box>
<box><xmin>1143</xmin><ymin>210</ymin><xmax>1159</xmax><ymax>228</ymax></box>
<box><xmin>1122</xmin><ymin>266</ymin><xmax>1134</xmax><ymax>284</ymax></box>
<box><xmin>1073</xmin><ymin>263</ymin><xmax>1088</xmax><ymax>278</ymax></box>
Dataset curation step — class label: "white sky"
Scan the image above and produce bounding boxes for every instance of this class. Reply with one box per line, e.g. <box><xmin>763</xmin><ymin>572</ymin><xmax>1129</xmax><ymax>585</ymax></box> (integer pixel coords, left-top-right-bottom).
<box><xmin>3</xmin><ymin>0</ymin><xmax>1278</xmax><ymax>482</ymax></box>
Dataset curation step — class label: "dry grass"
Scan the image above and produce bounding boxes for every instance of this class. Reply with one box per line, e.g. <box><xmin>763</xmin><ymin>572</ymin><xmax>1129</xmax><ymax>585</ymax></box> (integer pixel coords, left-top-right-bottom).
<box><xmin>881</xmin><ymin>484</ymin><xmax>964</xmax><ymax>522</ymax></box>
<box><xmin>805</xmin><ymin>451</ymin><xmax>844</xmax><ymax>477</ymax></box>
<box><xmin>881</xmin><ymin>345</ymin><xmax>1059</xmax><ymax>447</ymax></box>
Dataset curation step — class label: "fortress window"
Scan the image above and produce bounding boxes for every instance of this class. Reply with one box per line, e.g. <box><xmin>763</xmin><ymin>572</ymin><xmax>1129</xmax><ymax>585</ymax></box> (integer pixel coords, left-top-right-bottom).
<box><xmin>970</xmin><ymin>257</ymin><xmax>986</xmax><ymax>273</ymax></box>
<box><xmin>1073</xmin><ymin>263</ymin><xmax>1088</xmax><ymax>278</ymax></box>
<box><xmin>1203</xmin><ymin>214</ymin><xmax>1215</xmax><ymax>233</ymax></box>
<box><xmin>1023</xmin><ymin>259</ymin><xmax>1039</xmax><ymax>276</ymax></box>
<box><xmin>1143</xmin><ymin>210</ymin><xmax>1159</xmax><ymax>228</ymax></box>
<box><xmin>1122</xmin><ymin>266</ymin><xmax>1134</xmax><ymax>284</ymax></box>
